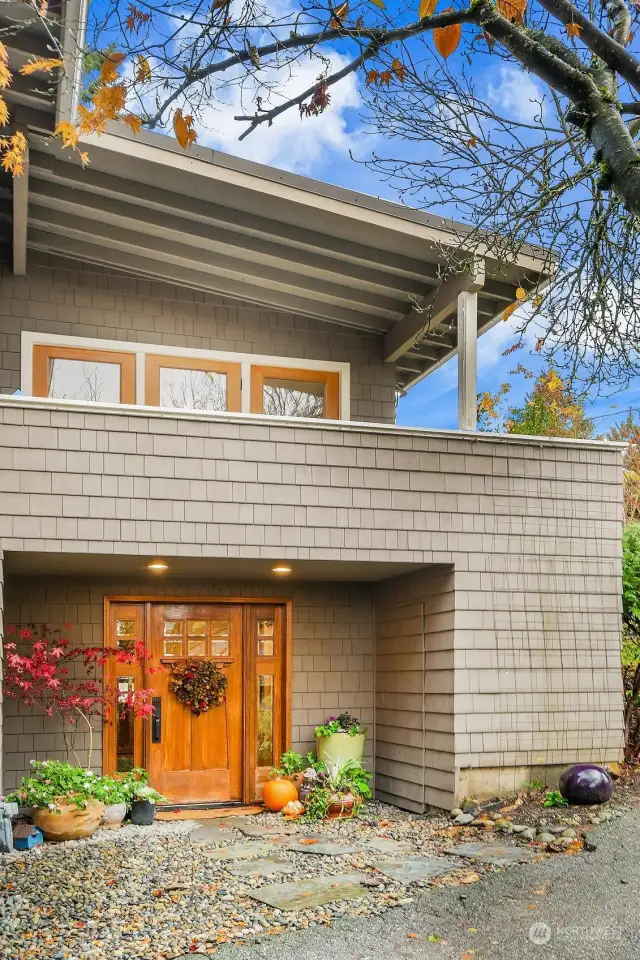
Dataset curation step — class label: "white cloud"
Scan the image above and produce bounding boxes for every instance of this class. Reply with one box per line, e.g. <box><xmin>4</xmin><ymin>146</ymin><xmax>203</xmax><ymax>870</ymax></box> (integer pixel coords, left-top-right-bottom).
<box><xmin>486</xmin><ymin>65</ymin><xmax>545</xmax><ymax>123</ymax></box>
<box><xmin>195</xmin><ymin>52</ymin><xmax>363</xmax><ymax>175</ymax></box>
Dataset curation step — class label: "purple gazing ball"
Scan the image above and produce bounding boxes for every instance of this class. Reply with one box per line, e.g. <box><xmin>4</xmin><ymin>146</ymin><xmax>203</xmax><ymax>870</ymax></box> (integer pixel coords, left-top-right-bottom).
<box><xmin>558</xmin><ymin>763</ymin><xmax>613</xmax><ymax>805</ymax></box>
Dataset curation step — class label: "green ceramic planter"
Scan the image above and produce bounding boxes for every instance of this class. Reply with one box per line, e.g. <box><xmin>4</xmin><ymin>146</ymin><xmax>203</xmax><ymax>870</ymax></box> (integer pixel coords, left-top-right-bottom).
<box><xmin>316</xmin><ymin>731</ymin><xmax>366</xmax><ymax>766</ymax></box>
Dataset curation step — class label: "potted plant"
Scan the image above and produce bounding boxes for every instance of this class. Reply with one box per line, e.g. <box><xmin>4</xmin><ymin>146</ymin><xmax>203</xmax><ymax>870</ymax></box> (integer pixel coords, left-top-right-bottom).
<box><xmin>315</xmin><ymin>713</ymin><xmax>366</xmax><ymax>765</ymax></box>
<box><xmin>94</xmin><ymin>775</ymin><xmax>129</xmax><ymax>829</ymax></box>
<box><xmin>270</xmin><ymin>750</ymin><xmax>316</xmax><ymax>795</ymax></box>
<box><xmin>122</xmin><ymin>768</ymin><xmax>165</xmax><ymax>824</ymax></box>
<box><xmin>302</xmin><ymin>759</ymin><xmax>372</xmax><ymax>820</ymax></box>
<box><xmin>7</xmin><ymin>760</ymin><xmax>105</xmax><ymax>841</ymax></box>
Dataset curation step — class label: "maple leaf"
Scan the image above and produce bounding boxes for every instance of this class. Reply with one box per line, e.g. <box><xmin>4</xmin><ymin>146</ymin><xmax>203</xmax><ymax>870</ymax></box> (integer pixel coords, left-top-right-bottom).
<box><xmin>136</xmin><ymin>55</ymin><xmax>151</xmax><ymax>82</ymax></box>
<box><xmin>0</xmin><ymin>96</ymin><xmax>8</xmax><ymax>126</ymax></box>
<box><xmin>392</xmin><ymin>58</ymin><xmax>407</xmax><ymax>82</ymax></box>
<box><xmin>100</xmin><ymin>52</ymin><xmax>126</xmax><ymax>84</ymax></box>
<box><xmin>173</xmin><ymin>108</ymin><xmax>197</xmax><ymax>149</ymax></box>
<box><xmin>365</xmin><ymin>69</ymin><xmax>379</xmax><ymax>87</ymax></box>
<box><xmin>123</xmin><ymin>113</ymin><xmax>143</xmax><ymax>134</ymax></box>
<box><xmin>20</xmin><ymin>57</ymin><xmax>64</xmax><ymax>75</ymax></box>
<box><xmin>566</xmin><ymin>21</ymin><xmax>582</xmax><ymax>37</ymax></box>
<box><xmin>419</xmin><ymin>0</ymin><xmax>437</xmax><ymax>15</ymax></box>
<box><xmin>379</xmin><ymin>69</ymin><xmax>392</xmax><ymax>86</ymax></box>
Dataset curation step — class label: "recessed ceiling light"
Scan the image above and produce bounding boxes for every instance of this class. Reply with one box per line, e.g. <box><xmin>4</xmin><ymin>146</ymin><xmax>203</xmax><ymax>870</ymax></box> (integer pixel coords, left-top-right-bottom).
<box><xmin>148</xmin><ymin>561</ymin><xmax>169</xmax><ymax>573</ymax></box>
<box><xmin>272</xmin><ymin>565</ymin><xmax>292</xmax><ymax>575</ymax></box>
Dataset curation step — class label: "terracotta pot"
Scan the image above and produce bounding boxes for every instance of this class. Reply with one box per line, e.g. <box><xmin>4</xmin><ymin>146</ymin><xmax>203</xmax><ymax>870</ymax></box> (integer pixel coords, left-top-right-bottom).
<box><xmin>326</xmin><ymin>793</ymin><xmax>356</xmax><ymax>819</ymax></box>
<box><xmin>101</xmin><ymin>802</ymin><xmax>127</xmax><ymax>829</ymax></box>
<box><xmin>286</xmin><ymin>772</ymin><xmax>305</xmax><ymax>796</ymax></box>
<box><xmin>263</xmin><ymin>778</ymin><xmax>298</xmax><ymax>812</ymax></box>
<box><xmin>316</xmin><ymin>732</ymin><xmax>366</xmax><ymax>766</ymax></box>
<box><xmin>33</xmin><ymin>799</ymin><xmax>104</xmax><ymax>841</ymax></box>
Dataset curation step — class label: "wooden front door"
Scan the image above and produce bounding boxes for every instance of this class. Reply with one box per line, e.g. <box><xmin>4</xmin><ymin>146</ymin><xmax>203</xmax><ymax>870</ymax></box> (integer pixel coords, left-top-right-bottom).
<box><xmin>104</xmin><ymin>598</ymin><xmax>290</xmax><ymax>805</ymax></box>
<box><xmin>147</xmin><ymin>603</ymin><xmax>243</xmax><ymax>803</ymax></box>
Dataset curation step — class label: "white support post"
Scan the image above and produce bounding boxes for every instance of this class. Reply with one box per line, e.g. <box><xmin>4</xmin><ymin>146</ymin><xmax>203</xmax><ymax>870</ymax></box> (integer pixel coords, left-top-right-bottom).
<box><xmin>457</xmin><ymin>289</ymin><xmax>478</xmax><ymax>431</ymax></box>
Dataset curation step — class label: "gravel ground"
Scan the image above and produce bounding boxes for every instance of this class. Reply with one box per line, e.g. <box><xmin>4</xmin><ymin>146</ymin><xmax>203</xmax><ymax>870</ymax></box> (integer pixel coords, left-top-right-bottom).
<box><xmin>224</xmin><ymin>806</ymin><xmax>640</xmax><ymax>960</ymax></box>
<box><xmin>2</xmin><ymin>796</ymin><xmax>639</xmax><ymax>960</ymax></box>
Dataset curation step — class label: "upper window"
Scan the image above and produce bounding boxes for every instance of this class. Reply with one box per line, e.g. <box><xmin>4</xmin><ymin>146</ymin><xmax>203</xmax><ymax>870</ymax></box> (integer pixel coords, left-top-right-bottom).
<box><xmin>25</xmin><ymin>335</ymin><xmax>347</xmax><ymax>420</ymax></box>
<box><xmin>32</xmin><ymin>345</ymin><xmax>136</xmax><ymax>404</ymax></box>
<box><xmin>145</xmin><ymin>355</ymin><xmax>241</xmax><ymax>412</ymax></box>
<box><xmin>251</xmin><ymin>366</ymin><xmax>339</xmax><ymax>420</ymax></box>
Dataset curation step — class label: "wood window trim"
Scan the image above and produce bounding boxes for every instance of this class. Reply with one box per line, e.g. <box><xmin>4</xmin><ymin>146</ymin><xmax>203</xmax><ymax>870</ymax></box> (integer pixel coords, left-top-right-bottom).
<box><xmin>250</xmin><ymin>365</ymin><xmax>340</xmax><ymax>419</ymax></box>
<box><xmin>33</xmin><ymin>344</ymin><xmax>136</xmax><ymax>404</ymax></box>
<box><xmin>145</xmin><ymin>354</ymin><xmax>242</xmax><ymax>412</ymax></box>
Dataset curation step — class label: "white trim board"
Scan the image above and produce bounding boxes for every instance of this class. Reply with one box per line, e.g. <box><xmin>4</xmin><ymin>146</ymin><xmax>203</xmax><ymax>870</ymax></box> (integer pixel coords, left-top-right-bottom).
<box><xmin>20</xmin><ymin>330</ymin><xmax>351</xmax><ymax>420</ymax></box>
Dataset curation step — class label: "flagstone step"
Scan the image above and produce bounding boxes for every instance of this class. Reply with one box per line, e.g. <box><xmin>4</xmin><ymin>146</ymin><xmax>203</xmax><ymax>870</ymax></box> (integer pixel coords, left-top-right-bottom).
<box><xmin>246</xmin><ymin>873</ymin><xmax>371</xmax><ymax>910</ymax></box>
<box><xmin>227</xmin><ymin>857</ymin><xmax>296</xmax><ymax>877</ymax></box>
<box><xmin>450</xmin><ymin>842</ymin><xmax>537</xmax><ymax>866</ymax></box>
<box><xmin>373</xmin><ymin>856</ymin><xmax>460</xmax><ymax>883</ymax></box>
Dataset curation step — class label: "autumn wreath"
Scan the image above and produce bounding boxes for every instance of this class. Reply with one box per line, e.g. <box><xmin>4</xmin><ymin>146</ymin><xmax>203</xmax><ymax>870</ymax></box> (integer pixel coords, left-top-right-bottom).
<box><xmin>168</xmin><ymin>658</ymin><xmax>227</xmax><ymax>716</ymax></box>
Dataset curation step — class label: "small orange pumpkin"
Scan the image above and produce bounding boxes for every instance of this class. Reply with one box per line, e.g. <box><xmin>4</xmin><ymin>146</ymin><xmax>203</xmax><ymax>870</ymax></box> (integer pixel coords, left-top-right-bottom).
<box><xmin>263</xmin><ymin>777</ymin><xmax>298</xmax><ymax>812</ymax></box>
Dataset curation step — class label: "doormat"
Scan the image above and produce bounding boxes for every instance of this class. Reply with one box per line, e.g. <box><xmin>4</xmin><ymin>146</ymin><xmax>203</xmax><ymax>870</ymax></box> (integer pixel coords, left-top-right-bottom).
<box><xmin>156</xmin><ymin>805</ymin><xmax>263</xmax><ymax>821</ymax></box>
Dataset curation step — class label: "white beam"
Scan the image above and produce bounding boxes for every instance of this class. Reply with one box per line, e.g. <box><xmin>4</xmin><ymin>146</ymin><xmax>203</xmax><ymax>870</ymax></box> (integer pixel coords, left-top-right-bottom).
<box><xmin>384</xmin><ymin>262</ymin><xmax>485</xmax><ymax>364</ymax></box>
<box><xmin>12</xmin><ymin>130</ymin><xmax>28</xmax><ymax>276</ymax></box>
<box><xmin>457</xmin><ymin>290</ymin><xmax>478</xmax><ymax>431</ymax></box>
<box><xmin>56</xmin><ymin>0</ymin><xmax>89</xmax><ymax>125</ymax></box>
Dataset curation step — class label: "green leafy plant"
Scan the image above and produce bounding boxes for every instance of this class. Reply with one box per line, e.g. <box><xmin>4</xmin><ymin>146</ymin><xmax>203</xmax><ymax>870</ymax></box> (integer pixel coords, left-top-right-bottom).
<box><xmin>543</xmin><ymin>789</ymin><xmax>568</xmax><ymax>808</ymax></box>
<box><xmin>270</xmin><ymin>750</ymin><xmax>316</xmax><ymax>778</ymax></box>
<box><xmin>315</xmin><ymin>712</ymin><xmax>365</xmax><ymax>738</ymax></box>
<box><xmin>8</xmin><ymin>760</ymin><xmax>107</xmax><ymax>811</ymax></box>
<box><xmin>119</xmin><ymin>767</ymin><xmax>166</xmax><ymax>803</ymax></box>
<box><xmin>302</xmin><ymin>759</ymin><xmax>372</xmax><ymax>820</ymax></box>
<box><xmin>91</xmin><ymin>774</ymin><xmax>130</xmax><ymax>806</ymax></box>
<box><xmin>522</xmin><ymin>779</ymin><xmax>544</xmax><ymax>792</ymax></box>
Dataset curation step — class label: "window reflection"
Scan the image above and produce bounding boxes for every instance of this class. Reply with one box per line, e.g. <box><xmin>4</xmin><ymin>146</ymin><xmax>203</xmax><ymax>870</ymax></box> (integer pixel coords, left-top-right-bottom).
<box><xmin>263</xmin><ymin>378</ymin><xmax>324</xmax><ymax>418</ymax></box>
<box><xmin>159</xmin><ymin>367</ymin><xmax>227</xmax><ymax>411</ymax></box>
<box><xmin>257</xmin><ymin>675</ymin><xmax>274</xmax><ymax>766</ymax></box>
<box><xmin>48</xmin><ymin>358</ymin><xmax>121</xmax><ymax>403</ymax></box>
<box><xmin>116</xmin><ymin>676</ymin><xmax>135</xmax><ymax>772</ymax></box>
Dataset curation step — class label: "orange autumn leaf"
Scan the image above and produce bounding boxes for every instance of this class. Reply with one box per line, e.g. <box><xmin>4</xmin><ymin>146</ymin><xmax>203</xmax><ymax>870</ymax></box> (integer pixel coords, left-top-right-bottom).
<box><xmin>392</xmin><ymin>58</ymin><xmax>407</xmax><ymax>81</ymax></box>
<box><xmin>123</xmin><ymin>113</ymin><xmax>143</xmax><ymax>134</ymax></box>
<box><xmin>0</xmin><ymin>131</ymin><xmax>27</xmax><ymax>175</ymax></box>
<box><xmin>515</xmin><ymin>286</ymin><xmax>527</xmax><ymax>301</ymax></box>
<box><xmin>136</xmin><ymin>54</ymin><xmax>151</xmax><ymax>82</ymax></box>
<box><xmin>173</xmin><ymin>108</ymin><xmax>197</xmax><ymax>150</ymax></box>
<box><xmin>100</xmin><ymin>51</ymin><xmax>126</xmax><ymax>84</ymax></box>
<box><xmin>419</xmin><ymin>0</ymin><xmax>438</xmax><ymax>16</ymax></box>
<box><xmin>20</xmin><ymin>57</ymin><xmax>64</xmax><ymax>75</ymax></box>
<box><xmin>54</xmin><ymin>120</ymin><xmax>79</xmax><ymax>150</ymax></box>
<box><xmin>335</xmin><ymin>1</ymin><xmax>349</xmax><ymax>17</ymax></box>
<box><xmin>365</xmin><ymin>69</ymin><xmax>379</xmax><ymax>86</ymax></box>
<box><xmin>434</xmin><ymin>13</ymin><xmax>461</xmax><ymax>58</ymax></box>
<box><xmin>566</xmin><ymin>21</ymin><xmax>581</xmax><ymax>36</ymax></box>
<box><xmin>0</xmin><ymin>42</ymin><xmax>12</xmax><ymax>90</ymax></box>
<box><xmin>0</xmin><ymin>96</ymin><xmax>8</xmax><ymax>126</ymax></box>
<box><xmin>407</xmin><ymin>933</ymin><xmax>420</xmax><ymax>939</ymax></box>
<box><xmin>497</xmin><ymin>0</ymin><xmax>527</xmax><ymax>22</ymax></box>
<box><xmin>502</xmin><ymin>301</ymin><xmax>519</xmax><ymax>321</ymax></box>
<box><xmin>298</xmin><ymin>837</ymin><xmax>319</xmax><ymax>845</ymax></box>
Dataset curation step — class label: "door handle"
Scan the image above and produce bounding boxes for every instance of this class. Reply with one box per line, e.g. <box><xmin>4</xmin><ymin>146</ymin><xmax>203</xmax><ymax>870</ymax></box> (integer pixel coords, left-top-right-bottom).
<box><xmin>152</xmin><ymin>697</ymin><xmax>162</xmax><ymax>743</ymax></box>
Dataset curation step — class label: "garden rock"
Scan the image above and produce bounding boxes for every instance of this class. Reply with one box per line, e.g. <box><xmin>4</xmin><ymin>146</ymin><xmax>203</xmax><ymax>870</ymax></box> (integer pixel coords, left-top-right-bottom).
<box><xmin>451</xmin><ymin>842</ymin><xmax>536</xmax><ymax>866</ymax></box>
<box><xmin>246</xmin><ymin>874</ymin><xmax>371</xmax><ymax>910</ymax></box>
<box><xmin>454</xmin><ymin>814</ymin><xmax>474</xmax><ymax>826</ymax></box>
<box><xmin>521</xmin><ymin>827</ymin><xmax>537</xmax><ymax>841</ymax></box>
<box><xmin>373</xmin><ymin>856</ymin><xmax>459</xmax><ymax>884</ymax></box>
<box><xmin>536</xmin><ymin>832</ymin><xmax>557</xmax><ymax>844</ymax></box>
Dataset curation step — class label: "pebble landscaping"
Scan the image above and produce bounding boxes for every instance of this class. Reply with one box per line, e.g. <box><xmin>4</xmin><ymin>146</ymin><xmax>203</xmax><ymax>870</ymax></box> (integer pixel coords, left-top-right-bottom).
<box><xmin>0</xmin><ymin>798</ymin><xmax>624</xmax><ymax>960</ymax></box>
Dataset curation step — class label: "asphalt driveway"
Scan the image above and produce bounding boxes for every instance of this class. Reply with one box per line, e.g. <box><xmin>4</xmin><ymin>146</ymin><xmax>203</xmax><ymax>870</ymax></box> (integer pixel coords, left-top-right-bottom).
<box><xmin>224</xmin><ymin>806</ymin><xmax>640</xmax><ymax>960</ymax></box>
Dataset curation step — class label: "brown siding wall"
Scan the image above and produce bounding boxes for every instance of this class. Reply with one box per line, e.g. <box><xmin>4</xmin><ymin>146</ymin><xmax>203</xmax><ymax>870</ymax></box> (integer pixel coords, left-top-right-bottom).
<box><xmin>2</xmin><ymin>575</ymin><xmax>374</xmax><ymax>791</ymax></box>
<box><xmin>375</xmin><ymin>567</ymin><xmax>456</xmax><ymax>812</ymax></box>
<box><xmin>0</xmin><ymin>254</ymin><xmax>397</xmax><ymax>423</ymax></box>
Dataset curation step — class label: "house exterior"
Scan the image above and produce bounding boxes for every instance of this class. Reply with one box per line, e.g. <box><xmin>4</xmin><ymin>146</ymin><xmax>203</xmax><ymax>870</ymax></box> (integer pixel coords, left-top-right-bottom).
<box><xmin>0</xmin><ymin>5</ymin><xmax>625</xmax><ymax>811</ymax></box>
